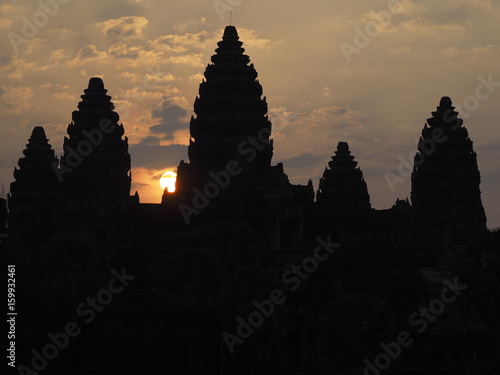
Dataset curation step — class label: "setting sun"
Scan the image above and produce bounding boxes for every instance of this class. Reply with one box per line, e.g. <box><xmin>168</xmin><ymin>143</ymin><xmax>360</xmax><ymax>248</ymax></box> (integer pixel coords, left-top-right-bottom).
<box><xmin>160</xmin><ymin>171</ymin><xmax>177</xmax><ymax>193</ymax></box>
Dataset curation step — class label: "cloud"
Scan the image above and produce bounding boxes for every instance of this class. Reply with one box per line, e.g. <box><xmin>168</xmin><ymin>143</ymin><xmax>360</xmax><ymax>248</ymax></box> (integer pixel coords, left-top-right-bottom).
<box><xmin>71</xmin><ymin>45</ymin><xmax>107</xmax><ymax>64</ymax></box>
<box><xmin>268</xmin><ymin>106</ymin><xmax>298</xmax><ymax>133</ymax></box>
<box><xmin>96</xmin><ymin>16</ymin><xmax>149</xmax><ymax>40</ymax></box>
<box><xmin>149</xmin><ymin>31</ymin><xmax>211</xmax><ymax>52</ymax></box>
<box><xmin>107</xmin><ymin>43</ymin><xmax>143</xmax><ymax>59</ymax></box>
<box><xmin>238</xmin><ymin>28</ymin><xmax>281</xmax><ymax>50</ymax></box>
<box><xmin>51</xmin><ymin>91</ymin><xmax>75</xmax><ymax>101</ymax></box>
<box><xmin>0</xmin><ymin>0</ymin><xmax>498</xmax><ymax>225</ymax></box>
<box><xmin>0</xmin><ymin>54</ymin><xmax>12</xmax><ymax>68</ymax></box>
<box><xmin>286</xmin><ymin>106</ymin><xmax>364</xmax><ymax>138</ymax></box>
<box><xmin>467</xmin><ymin>0</ymin><xmax>493</xmax><ymax>10</ymax></box>
<box><xmin>149</xmin><ymin>98</ymin><xmax>188</xmax><ymax>140</ymax></box>
<box><xmin>0</xmin><ymin>85</ymin><xmax>33</xmax><ymax>114</ymax></box>
<box><xmin>49</xmin><ymin>49</ymin><xmax>71</xmax><ymax>61</ymax></box>
<box><xmin>441</xmin><ymin>44</ymin><xmax>500</xmax><ymax>61</ymax></box>
<box><xmin>0</xmin><ymin>4</ymin><xmax>23</xmax><ymax>29</ymax></box>
<box><xmin>166</xmin><ymin>53</ymin><xmax>205</xmax><ymax>67</ymax></box>
<box><xmin>139</xmin><ymin>135</ymin><xmax>161</xmax><ymax>145</ymax></box>
<box><xmin>48</xmin><ymin>27</ymin><xmax>78</xmax><ymax>42</ymax></box>
<box><xmin>280</xmin><ymin>152</ymin><xmax>325</xmax><ymax>169</ymax></box>
<box><xmin>379</xmin><ymin>3</ymin><xmax>469</xmax><ymax>36</ymax></box>
<box><xmin>151</xmin><ymin>171</ymin><xmax>165</xmax><ymax>180</ymax></box>
<box><xmin>131</xmin><ymin>181</ymin><xmax>150</xmax><ymax>189</ymax></box>
<box><xmin>385</xmin><ymin>0</ymin><xmax>425</xmax><ymax>16</ymax></box>
<box><xmin>129</xmin><ymin>143</ymin><xmax>188</xmax><ymax>169</ymax></box>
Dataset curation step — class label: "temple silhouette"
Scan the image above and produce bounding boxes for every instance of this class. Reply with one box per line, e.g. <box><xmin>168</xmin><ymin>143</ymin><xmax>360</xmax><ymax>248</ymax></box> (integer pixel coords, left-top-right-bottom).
<box><xmin>3</xmin><ymin>25</ymin><xmax>499</xmax><ymax>374</ymax></box>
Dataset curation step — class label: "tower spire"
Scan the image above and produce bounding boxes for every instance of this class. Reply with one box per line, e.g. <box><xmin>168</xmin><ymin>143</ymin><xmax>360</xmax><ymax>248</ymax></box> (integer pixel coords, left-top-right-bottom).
<box><xmin>411</xmin><ymin>97</ymin><xmax>486</xmax><ymax>237</ymax></box>
<box><xmin>8</xmin><ymin>126</ymin><xmax>60</xmax><ymax>259</ymax></box>
<box><xmin>186</xmin><ymin>25</ymin><xmax>272</xmax><ymax>174</ymax></box>
<box><xmin>316</xmin><ymin>141</ymin><xmax>371</xmax><ymax>210</ymax></box>
<box><xmin>60</xmin><ymin>78</ymin><xmax>131</xmax><ymax>214</ymax></box>
<box><xmin>167</xmin><ymin>25</ymin><xmax>294</xmax><ymax>208</ymax></box>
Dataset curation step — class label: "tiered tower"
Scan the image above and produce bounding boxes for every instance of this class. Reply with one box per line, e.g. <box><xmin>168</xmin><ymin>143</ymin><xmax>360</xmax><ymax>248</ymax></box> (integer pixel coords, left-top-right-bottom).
<box><xmin>60</xmin><ymin>78</ymin><xmax>131</xmax><ymax>216</ymax></box>
<box><xmin>163</xmin><ymin>25</ymin><xmax>307</xmax><ymax>234</ymax></box>
<box><xmin>411</xmin><ymin>97</ymin><xmax>487</xmax><ymax>236</ymax></box>
<box><xmin>9</xmin><ymin>127</ymin><xmax>60</xmax><ymax>229</ymax></box>
<box><xmin>316</xmin><ymin>141</ymin><xmax>371</xmax><ymax>210</ymax></box>
<box><xmin>8</xmin><ymin>127</ymin><xmax>60</xmax><ymax>261</ymax></box>
<box><xmin>172</xmin><ymin>25</ymin><xmax>276</xmax><ymax>200</ymax></box>
<box><xmin>189</xmin><ymin>25</ymin><xmax>273</xmax><ymax>172</ymax></box>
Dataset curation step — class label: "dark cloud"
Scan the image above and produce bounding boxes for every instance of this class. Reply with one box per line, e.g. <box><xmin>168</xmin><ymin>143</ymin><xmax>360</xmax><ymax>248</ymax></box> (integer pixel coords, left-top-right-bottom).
<box><xmin>151</xmin><ymin>171</ymin><xmax>164</xmax><ymax>180</ymax></box>
<box><xmin>129</xmin><ymin>143</ymin><xmax>188</xmax><ymax>169</ymax></box>
<box><xmin>149</xmin><ymin>98</ymin><xmax>188</xmax><ymax>140</ymax></box>
<box><xmin>131</xmin><ymin>181</ymin><xmax>150</xmax><ymax>189</ymax></box>
<box><xmin>139</xmin><ymin>136</ymin><xmax>161</xmax><ymax>145</ymax></box>
<box><xmin>152</xmin><ymin>99</ymin><xmax>186</xmax><ymax>121</ymax></box>
<box><xmin>280</xmin><ymin>153</ymin><xmax>325</xmax><ymax>169</ymax></box>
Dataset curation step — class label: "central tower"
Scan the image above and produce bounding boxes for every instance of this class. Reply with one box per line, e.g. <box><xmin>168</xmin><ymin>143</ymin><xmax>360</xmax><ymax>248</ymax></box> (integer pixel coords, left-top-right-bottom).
<box><xmin>188</xmin><ymin>25</ymin><xmax>273</xmax><ymax>173</ymax></box>
<box><xmin>170</xmin><ymin>25</ymin><xmax>288</xmax><ymax>206</ymax></box>
<box><xmin>167</xmin><ymin>26</ymin><xmax>302</xmax><ymax>227</ymax></box>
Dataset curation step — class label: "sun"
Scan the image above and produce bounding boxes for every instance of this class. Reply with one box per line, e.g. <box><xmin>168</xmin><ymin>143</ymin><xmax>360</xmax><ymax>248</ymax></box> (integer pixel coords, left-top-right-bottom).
<box><xmin>159</xmin><ymin>171</ymin><xmax>177</xmax><ymax>193</ymax></box>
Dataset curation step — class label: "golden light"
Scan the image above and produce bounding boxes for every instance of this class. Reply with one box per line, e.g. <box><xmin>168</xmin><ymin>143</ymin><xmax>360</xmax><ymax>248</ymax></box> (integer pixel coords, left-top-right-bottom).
<box><xmin>159</xmin><ymin>171</ymin><xmax>177</xmax><ymax>192</ymax></box>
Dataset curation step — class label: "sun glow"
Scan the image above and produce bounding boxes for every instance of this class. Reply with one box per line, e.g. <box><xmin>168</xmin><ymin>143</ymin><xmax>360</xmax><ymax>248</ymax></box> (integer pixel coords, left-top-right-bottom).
<box><xmin>160</xmin><ymin>171</ymin><xmax>177</xmax><ymax>193</ymax></box>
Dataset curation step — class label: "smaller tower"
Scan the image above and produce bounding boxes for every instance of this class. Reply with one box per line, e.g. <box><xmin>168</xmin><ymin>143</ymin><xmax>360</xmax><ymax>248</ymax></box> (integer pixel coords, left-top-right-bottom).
<box><xmin>60</xmin><ymin>78</ymin><xmax>131</xmax><ymax>216</ymax></box>
<box><xmin>317</xmin><ymin>141</ymin><xmax>371</xmax><ymax>211</ymax></box>
<box><xmin>411</xmin><ymin>97</ymin><xmax>487</xmax><ymax>237</ymax></box>
<box><xmin>8</xmin><ymin>126</ymin><xmax>60</xmax><ymax>263</ymax></box>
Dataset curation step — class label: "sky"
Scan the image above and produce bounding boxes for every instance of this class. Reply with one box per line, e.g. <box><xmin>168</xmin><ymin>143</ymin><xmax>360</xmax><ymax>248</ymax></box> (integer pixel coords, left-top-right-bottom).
<box><xmin>0</xmin><ymin>0</ymin><xmax>499</xmax><ymax>228</ymax></box>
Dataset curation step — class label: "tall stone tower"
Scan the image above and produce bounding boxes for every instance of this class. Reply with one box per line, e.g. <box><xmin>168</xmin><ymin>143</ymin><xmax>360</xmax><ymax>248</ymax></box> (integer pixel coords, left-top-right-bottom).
<box><xmin>169</xmin><ymin>26</ymin><xmax>294</xmax><ymax>207</ymax></box>
<box><xmin>8</xmin><ymin>126</ymin><xmax>60</xmax><ymax>263</ymax></box>
<box><xmin>163</xmin><ymin>25</ymin><xmax>305</xmax><ymax>233</ymax></box>
<box><xmin>316</xmin><ymin>141</ymin><xmax>371</xmax><ymax>211</ymax></box>
<box><xmin>411</xmin><ymin>97</ymin><xmax>487</xmax><ymax>237</ymax></box>
<box><xmin>188</xmin><ymin>25</ymin><xmax>273</xmax><ymax>173</ymax></box>
<box><xmin>59</xmin><ymin>78</ymin><xmax>131</xmax><ymax>217</ymax></box>
<box><xmin>174</xmin><ymin>26</ymin><xmax>273</xmax><ymax>192</ymax></box>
